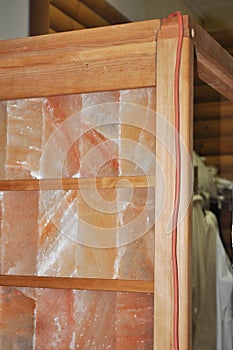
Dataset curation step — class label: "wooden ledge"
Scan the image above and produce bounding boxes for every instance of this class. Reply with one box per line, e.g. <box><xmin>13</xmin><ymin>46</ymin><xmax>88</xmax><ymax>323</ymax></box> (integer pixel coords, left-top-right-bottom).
<box><xmin>0</xmin><ymin>275</ymin><xmax>154</xmax><ymax>293</ymax></box>
<box><xmin>0</xmin><ymin>175</ymin><xmax>155</xmax><ymax>191</ymax></box>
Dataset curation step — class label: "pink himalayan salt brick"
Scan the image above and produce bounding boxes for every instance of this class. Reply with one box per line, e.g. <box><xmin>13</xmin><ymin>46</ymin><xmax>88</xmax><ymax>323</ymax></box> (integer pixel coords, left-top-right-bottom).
<box><xmin>0</xmin><ymin>102</ymin><xmax>7</xmax><ymax>179</ymax></box>
<box><xmin>6</xmin><ymin>98</ymin><xmax>44</xmax><ymax>179</ymax></box>
<box><xmin>119</xmin><ymin>88</ymin><xmax>156</xmax><ymax>176</ymax></box>
<box><xmin>80</xmin><ymin>91</ymin><xmax>120</xmax><ymax>178</ymax></box>
<box><xmin>116</xmin><ymin>187</ymin><xmax>154</xmax><ymax>280</ymax></box>
<box><xmin>43</xmin><ymin>95</ymin><xmax>82</xmax><ymax>178</ymax></box>
<box><xmin>120</xmin><ymin>88</ymin><xmax>156</xmax><ymax>110</ymax></box>
<box><xmin>38</xmin><ymin>190</ymin><xmax>78</xmax><ymax>277</ymax></box>
<box><xmin>35</xmin><ymin>289</ymin><xmax>75</xmax><ymax>350</ymax></box>
<box><xmin>81</xmin><ymin>91</ymin><xmax>120</xmax><ymax>140</ymax></box>
<box><xmin>116</xmin><ymin>292</ymin><xmax>153</xmax><ymax>350</ymax></box>
<box><xmin>1</xmin><ymin>191</ymin><xmax>39</xmax><ymax>275</ymax></box>
<box><xmin>74</xmin><ymin>290</ymin><xmax>117</xmax><ymax>349</ymax></box>
<box><xmin>77</xmin><ymin>187</ymin><xmax>118</xmax><ymax>278</ymax></box>
<box><xmin>0</xmin><ymin>287</ymin><xmax>35</xmax><ymax>349</ymax></box>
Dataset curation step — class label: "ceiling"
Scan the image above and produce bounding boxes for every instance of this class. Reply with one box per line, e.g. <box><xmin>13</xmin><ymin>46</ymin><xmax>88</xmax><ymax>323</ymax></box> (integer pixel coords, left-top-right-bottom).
<box><xmin>106</xmin><ymin>0</ymin><xmax>233</xmax><ymax>31</ymax></box>
<box><xmin>183</xmin><ymin>0</ymin><xmax>233</xmax><ymax>31</ymax></box>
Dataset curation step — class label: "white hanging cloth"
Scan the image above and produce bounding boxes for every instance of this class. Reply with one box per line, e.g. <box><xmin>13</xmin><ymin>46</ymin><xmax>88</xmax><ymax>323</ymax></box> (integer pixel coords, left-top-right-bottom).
<box><xmin>216</xmin><ymin>226</ymin><xmax>233</xmax><ymax>350</ymax></box>
<box><xmin>192</xmin><ymin>196</ymin><xmax>216</xmax><ymax>350</ymax></box>
<box><xmin>193</xmin><ymin>195</ymin><xmax>233</xmax><ymax>349</ymax></box>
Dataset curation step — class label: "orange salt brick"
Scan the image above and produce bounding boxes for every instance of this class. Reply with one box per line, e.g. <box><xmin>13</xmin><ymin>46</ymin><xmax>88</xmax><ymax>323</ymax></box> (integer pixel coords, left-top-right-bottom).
<box><xmin>38</xmin><ymin>190</ymin><xmax>78</xmax><ymax>277</ymax></box>
<box><xmin>43</xmin><ymin>95</ymin><xmax>82</xmax><ymax>178</ymax></box>
<box><xmin>6</xmin><ymin>98</ymin><xmax>44</xmax><ymax>179</ymax></box>
<box><xmin>116</xmin><ymin>186</ymin><xmax>154</xmax><ymax>280</ymax></box>
<box><xmin>116</xmin><ymin>292</ymin><xmax>153</xmax><ymax>350</ymax></box>
<box><xmin>0</xmin><ymin>287</ymin><xmax>35</xmax><ymax>349</ymax></box>
<box><xmin>1</xmin><ymin>191</ymin><xmax>39</xmax><ymax>275</ymax></box>
<box><xmin>35</xmin><ymin>289</ymin><xmax>75</xmax><ymax>350</ymax></box>
<box><xmin>77</xmin><ymin>187</ymin><xmax>118</xmax><ymax>278</ymax></box>
<box><xmin>80</xmin><ymin>128</ymin><xmax>119</xmax><ymax>177</ymax></box>
<box><xmin>81</xmin><ymin>91</ymin><xmax>120</xmax><ymax>178</ymax></box>
<box><xmin>117</xmin><ymin>231</ymin><xmax>154</xmax><ymax>281</ymax></box>
<box><xmin>0</xmin><ymin>102</ymin><xmax>7</xmax><ymax>179</ymax></box>
<box><xmin>119</xmin><ymin>89</ymin><xmax>156</xmax><ymax>176</ymax></box>
<box><xmin>74</xmin><ymin>290</ymin><xmax>117</xmax><ymax>349</ymax></box>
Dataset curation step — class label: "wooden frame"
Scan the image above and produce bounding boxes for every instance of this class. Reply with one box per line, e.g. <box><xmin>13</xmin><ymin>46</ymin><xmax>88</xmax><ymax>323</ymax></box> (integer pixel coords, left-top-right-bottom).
<box><xmin>0</xmin><ymin>15</ymin><xmax>233</xmax><ymax>349</ymax></box>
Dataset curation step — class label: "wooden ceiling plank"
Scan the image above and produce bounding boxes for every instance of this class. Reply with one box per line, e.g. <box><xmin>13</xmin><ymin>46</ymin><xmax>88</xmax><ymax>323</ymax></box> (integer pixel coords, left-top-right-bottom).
<box><xmin>195</xmin><ymin>101</ymin><xmax>233</xmax><ymax>119</ymax></box>
<box><xmin>80</xmin><ymin>0</ymin><xmax>129</xmax><ymax>24</ymax></box>
<box><xmin>51</xmin><ymin>0</ymin><xmax>110</xmax><ymax>28</ymax></box>
<box><xmin>50</xmin><ymin>3</ymin><xmax>86</xmax><ymax>32</ymax></box>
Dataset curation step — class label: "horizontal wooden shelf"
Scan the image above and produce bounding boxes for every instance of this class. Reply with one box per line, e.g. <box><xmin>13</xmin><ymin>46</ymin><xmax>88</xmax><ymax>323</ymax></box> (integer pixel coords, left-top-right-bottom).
<box><xmin>0</xmin><ymin>175</ymin><xmax>155</xmax><ymax>191</ymax></box>
<box><xmin>0</xmin><ymin>275</ymin><xmax>154</xmax><ymax>293</ymax></box>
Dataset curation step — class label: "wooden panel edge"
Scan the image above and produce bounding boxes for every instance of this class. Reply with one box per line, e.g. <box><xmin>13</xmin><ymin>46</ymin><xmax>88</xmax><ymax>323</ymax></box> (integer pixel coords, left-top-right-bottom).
<box><xmin>0</xmin><ymin>275</ymin><xmax>154</xmax><ymax>293</ymax></box>
<box><xmin>154</xmin><ymin>32</ymin><xmax>193</xmax><ymax>349</ymax></box>
<box><xmin>0</xmin><ymin>175</ymin><xmax>156</xmax><ymax>191</ymax></box>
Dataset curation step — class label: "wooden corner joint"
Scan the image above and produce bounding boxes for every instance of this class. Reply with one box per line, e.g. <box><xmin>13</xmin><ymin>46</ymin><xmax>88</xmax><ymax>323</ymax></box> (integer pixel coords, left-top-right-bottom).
<box><xmin>158</xmin><ymin>14</ymin><xmax>191</xmax><ymax>39</ymax></box>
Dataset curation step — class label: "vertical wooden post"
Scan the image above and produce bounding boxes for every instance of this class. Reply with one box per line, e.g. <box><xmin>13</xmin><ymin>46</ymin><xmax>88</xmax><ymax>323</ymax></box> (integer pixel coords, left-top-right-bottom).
<box><xmin>154</xmin><ymin>20</ymin><xmax>193</xmax><ymax>349</ymax></box>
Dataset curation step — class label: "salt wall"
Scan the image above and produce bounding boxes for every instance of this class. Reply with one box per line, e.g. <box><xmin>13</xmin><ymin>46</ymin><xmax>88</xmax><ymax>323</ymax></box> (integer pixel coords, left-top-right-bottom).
<box><xmin>0</xmin><ymin>89</ymin><xmax>155</xmax><ymax>349</ymax></box>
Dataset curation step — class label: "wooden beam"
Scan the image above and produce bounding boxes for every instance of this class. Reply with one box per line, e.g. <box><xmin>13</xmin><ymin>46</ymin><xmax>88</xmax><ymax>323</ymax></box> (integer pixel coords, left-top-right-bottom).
<box><xmin>0</xmin><ymin>20</ymin><xmax>159</xmax><ymax>100</ymax></box>
<box><xmin>49</xmin><ymin>28</ymin><xmax>57</xmax><ymax>33</ymax></box>
<box><xmin>190</xmin><ymin>19</ymin><xmax>233</xmax><ymax>101</ymax></box>
<box><xmin>204</xmin><ymin>154</ymin><xmax>233</xmax><ymax>167</ymax></box>
<box><xmin>0</xmin><ymin>175</ymin><xmax>155</xmax><ymax>191</ymax></box>
<box><xmin>195</xmin><ymin>136</ymin><xmax>233</xmax><ymax>155</ymax></box>
<box><xmin>50</xmin><ymin>3</ymin><xmax>85</xmax><ymax>31</ymax></box>
<box><xmin>80</xmin><ymin>0</ymin><xmax>130</xmax><ymax>24</ymax></box>
<box><xmin>211</xmin><ymin>29</ymin><xmax>233</xmax><ymax>48</ymax></box>
<box><xmin>30</xmin><ymin>0</ymin><xmax>50</xmax><ymax>35</ymax></box>
<box><xmin>51</xmin><ymin>0</ymin><xmax>110</xmax><ymax>28</ymax></box>
<box><xmin>0</xmin><ymin>275</ymin><xmax>153</xmax><ymax>293</ymax></box>
<box><xmin>195</xmin><ymin>101</ymin><xmax>233</xmax><ymax>119</ymax></box>
<box><xmin>194</xmin><ymin>85</ymin><xmax>226</xmax><ymax>103</ymax></box>
<box><xmin>154</xmin><ymin>20</ymin><xmax>193</xmax><ymax>349</ymax></box>
<box><xmin>194</xmin><ymin>118</ymin><xmax>233</xmax><ymax>138</ymax></box>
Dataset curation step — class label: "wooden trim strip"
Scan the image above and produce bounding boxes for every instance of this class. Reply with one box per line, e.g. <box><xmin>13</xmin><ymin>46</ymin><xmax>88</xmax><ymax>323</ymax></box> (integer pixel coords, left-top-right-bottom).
<box><xmin>0</xmin><ymin>20</ymin><xmax>159</xmax><ymax>56</ymax></box>
<box><xmin>50</xmin><ymin>0</ymin><xmax>110</xmax><ymax>28</ymax></box>
<box><xmin>0</xmin><ymin>275</ymin><xmax>153</xmax><ymax>293</ymax></box>
<box><xmin>0</xmin><ymin>20</ymin><xmax>158</xmax><ymax>100</ymax></box>
<box><xmin>0</xmin><ymin>175</ymin><xmax>155</xmax><ymax>191</ymax></box>
<box><xmin>154</xmin><ymin>25</ymin><xmax>193</xmax><ymax>348</ymax></box>
<box><xmin>190</xmin><ymin>19</ymin><xmax>233</xmax><ymax>101</ymax></box>
<box><xmin>0</xmin><ymin>42</ymin><xmax>156</xmax><ymax>100</ymax></box>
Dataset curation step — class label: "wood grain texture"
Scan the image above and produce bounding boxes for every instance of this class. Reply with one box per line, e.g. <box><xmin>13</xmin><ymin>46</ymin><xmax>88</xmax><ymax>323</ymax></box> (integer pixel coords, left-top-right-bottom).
<box><xmin>30</xmin><ymin>0</ymin><xmax>50</xmax><ymax>36</ymax></box>
<box><xmin>195</xmin><ymin>101</ymin><xmax>233</xmax><ymax>119</ymax></box>
<box><xmin>195</xmin><ymin>137</ymin><xmax>233</xmax><ymax>155</ymax></box>
<box><xmin>0</xmin><ymin>176</ymin><xmax>155</xmax><ymax>191</ymax></box>
<box><xmin>51</xmin><ymin>0</ymin><xmax>110</xmax><ymax>28</ymax></box>
<box><xmin>0</xmin><ymin>20</ymin><xmax>159</xmax><ymax>100</ymax></box>
<box><xmin>194</xmin><ymin>85</ymin><xmax>226</xmax><ymax>103</ymax></box>
<box><xmin>50</xmin><ymin>3</ymin><xmax>86</xmax><ymax>31</ymax></box>
<box><xmin>194</xmin><ymin>118</ymin><xmax>233</xmax><ymax>138</ymax></box>
<box><xmin>80</xmin><ymin>0</ymin><xmax>130</xmax><ymax>24</ymax></box>
<box><xmin>0</xmin><ymin>275</ymin><xmax>153</xmax><ymax>293</ymax></box>
<box><xmin>154</xmin><ymin>30</ymin><xmax>193</xmax><ymax>349</ymax></box>
<box><xmin>191</xmin><ymin>19</ymin><xmax>233</xmax><ymax>101</ymax></box>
